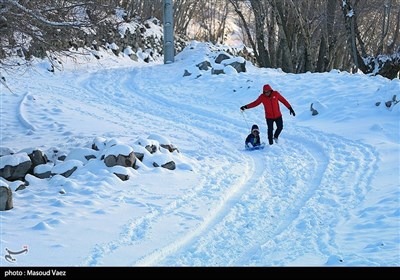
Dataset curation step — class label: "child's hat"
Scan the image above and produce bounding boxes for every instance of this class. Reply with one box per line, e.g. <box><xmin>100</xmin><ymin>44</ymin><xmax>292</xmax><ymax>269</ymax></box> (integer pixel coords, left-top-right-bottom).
<box><xmin>251</xmin><ymin>124</ymin><xmax>259</xmax><ymax>133</ymax></box>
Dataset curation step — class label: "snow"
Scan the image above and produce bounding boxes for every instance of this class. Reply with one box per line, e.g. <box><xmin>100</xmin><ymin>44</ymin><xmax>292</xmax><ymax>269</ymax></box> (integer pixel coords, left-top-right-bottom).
<box><xmin>106</xmin><ymin>43</ymin><xmax>119</xmax><ymax>51</ymax></box>
<box><xmin>0</xmin><ymin>40</ymin><xmax>399</xmax><ymax>267</ymax></box>
<box><xmin>0</xmin><ymin>153</ymin><xmax>30</xmax><ymax>169</ymax></box>
<box><xmin>221</xmin><ymin>56</ymin><xmax>246</xmax><ymax>65</ymax></box>
<box><xmin>0</xmin><ymin>147</ymin><xmax>15</xmax><ymax>156</ymax></box>
<box><xmin>51</xmin><ymin>160</ymin><xmax>83</xmax><ymax>175</ymax></box>
<box><xmin>102</xmin><ymin>144</ymin><xmax>133</xmax><ymax>157</ymax></box>
<box><xmin>64</xmin><ymin>148</ymin><xmax>98</xmax><ymax>164</ymax></box>
<box><xmin>223</xmin><ymin>65</ymin><xmax>238</xmax><ymax>75</ymax></box>
<box><xmin>33</xmin><ymin>163</ymin><xmax>53</xmax><ymax>174</ymax></box>
<box><xmin>0</xmin><ymin>178</ymin><xmax>8</xmax><ymax>187</ymax></box>
<box><xmin>347</xmin><ymin>9</ymin><xmax>354</xmax><ymax>17</ymax></box>
<box><xmin>148</xmin><ymin>134</ymin><xmax>172</xmax><ymax>145</ymax></box>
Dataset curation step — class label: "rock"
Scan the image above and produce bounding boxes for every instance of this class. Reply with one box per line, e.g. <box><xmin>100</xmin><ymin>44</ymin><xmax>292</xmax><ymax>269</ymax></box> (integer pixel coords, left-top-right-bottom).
<box><xmin>34</xmin><ymin>163</ymin><xmax>54</xmax><ymax>179</ymax></box>
<box><xmin>114</xmin><ymin>173</ymin><xmax>129</xmax><ymax>181</ymax></box>
<box><xmin>160</xmin><ymin>144</ymin><xmax>179</xmax><ymax>153</ymax></box>
<box><xmin>134</xmin><ymin>152</ymin><xmax>144</xmax><ymax>162</ymax></box>
<box><xmin>0</xmin><ymin>153</ymin><xmax>32</xmax><ymax>181</ymax></box>
<box><xmin>92</xmin><ymin>137</ymin><xmax>107</xmax><ymax>151</ymax></box>
<box><xmin>60</xmin><ymin>166</ymin><xmax>78</xmax><ymax>178</ymax></box>
<box><xmin>145</xmin><ymin>145</ymin><xmax>158</xmax><ymax>154</ymax></box>
<box><xmin>310</xmin><ymin>103</ymin><xmax>319</xmax><ymax>116</ymax></box>
<box><xmin>215</xmin><ymin>53</ymin><xmax>230</xmax><ymax>63</ymax></box>
<box><xmin>104</xmin><ymin>151</ymin><xmax>136</xmax><ymax>167</ymax></box>
<box><xmin>51</xmin><ymin>160</ymin><xmax>82</xmax><ymax>178</ymax></box>
<box><xmin>34</xmin><ymin>170</ymin><xmax>52</xmax><ymax>179</ymax></box>
<box><xmin>196</xmin><ymin>61</ymin><xmax>211</xmax><ymax>71</ymax></box>
<box><xmin>226</xmin><ymin>61</ymin><xmax>246</xmax><ymax>73</ymax></box>
<box><xmin>161</xmin><ymin>161</ymin><xmax>176</xmax><ymax>170</ymax></box>
<box><xmin>15</xmin><ymin>184</ymin><xmax>26</xmax><ymax>191</ymax></box>
<box><xmin>0</xmin><ymin>186</ymin><xmax>13</xmax><ymax>211</ymax></box>
<box><xmin>58</xmin><ymin>155</ymin><xmax>66</xmax><ymax>161</ymax></box>
<box><xmin>211</xmin><ymin>68</ymin><xmax>224</xmax><ymax>75</ymax></box>
<box><xmin>27</xmin><ymin>149</ymin><xmax>48</xmax><ymax>169</ymax></box>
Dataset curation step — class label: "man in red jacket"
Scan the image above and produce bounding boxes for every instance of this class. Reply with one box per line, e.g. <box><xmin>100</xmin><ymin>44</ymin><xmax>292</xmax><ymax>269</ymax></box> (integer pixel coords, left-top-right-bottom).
<box><xmin>240</xmin><ymin>84</ymin><xmax>295</xmax><ymax>145</ymax></box>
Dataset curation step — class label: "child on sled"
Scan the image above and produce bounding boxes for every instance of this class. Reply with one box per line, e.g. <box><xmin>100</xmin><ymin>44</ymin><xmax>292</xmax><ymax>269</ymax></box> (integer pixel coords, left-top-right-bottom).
<box><xmin>245</xmin><ymin>124</ymin><xmax>265</xmax><ymax>149</ymax></box>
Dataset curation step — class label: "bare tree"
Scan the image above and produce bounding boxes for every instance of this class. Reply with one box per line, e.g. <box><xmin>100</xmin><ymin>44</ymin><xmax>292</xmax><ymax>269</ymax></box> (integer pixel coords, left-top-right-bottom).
<box><xmin>249</xmin><ymin>0</ymin><xmax>270</xmax><ymax>67</ymax></box>
<box><xmin>174</xmin><ymin>0</ymin><xmax>199</xmax><ymax>36</ymax></box>
<box><xmin>1</xmin><ymin>0</ymin><xmax>398</xmax><ymax>78</ymax></box>
<box><xmin>341</xmin><ymin>0</ymin><xmax>399</xmax><ymax>78</ymax></box>
<box><xmin>0</xmin><ymin>0</ymin><xmax>117</xmax><ymax>61</ymax></box>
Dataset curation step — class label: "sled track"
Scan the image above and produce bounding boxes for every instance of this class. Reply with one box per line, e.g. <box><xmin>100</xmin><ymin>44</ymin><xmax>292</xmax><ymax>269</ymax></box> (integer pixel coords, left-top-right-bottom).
<box><xmin>70</xmin><ymin>68</ymin><xmax>377</xmax><ymax>265</ymax></box>
<box><xmin>135</xmin><ymin>129</ymin><xmax>377</xmax><ymax>266</ymax></box>
<box><xmin>79</xmin><ymin>69</ymin><xmax>255</xmax><ymax>265</ymax></box>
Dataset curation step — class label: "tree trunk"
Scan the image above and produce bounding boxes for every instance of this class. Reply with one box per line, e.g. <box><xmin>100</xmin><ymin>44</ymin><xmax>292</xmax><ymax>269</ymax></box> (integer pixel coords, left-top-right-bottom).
<box><xmin>228</xmin><ymin>0</ymin><xmax>259</xmax><ymax>65</ymax></box>
<box><xmin>316</xmin><ymin>36</ymin><xmax>327</xmax><ymax>72</ymax></box>
<box><xmin>387</xmin><ymin>5</ymin><xmax>399</xmax><ymax>53</ymax></box>
<box><xmin>341</xmin><ymin>0</ymin><xmax>368</xmax><ymax>73</ymax></box>
<box><xmin>250</xmin><ymin>0</ymin><xmax>270</xmax><ymax>67</ymax></box>
<box><xmin>326</xmin><ymin>0</ymin><xmax>337</xmax><ymax>71</ymax></box>
<box><xmin>269</xmin><ymin>0</ymin><xmax>294</xmax><ymax>72</ymax></box>
<box><xmin>287</xmin><ymin>0</ymin><xmax>312</xmax><ymax>72</ymax></box>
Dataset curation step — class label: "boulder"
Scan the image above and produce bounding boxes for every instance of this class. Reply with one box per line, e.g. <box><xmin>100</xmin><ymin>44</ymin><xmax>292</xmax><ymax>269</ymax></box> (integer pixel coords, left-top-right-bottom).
<box><xmin>161</xmin><ymin>161</ymin><xmax>176</xmax><ymax>170</ymax></box>
<box><xmin>310</xmin><ymin>103</ymin><xmax>319</xmax><ymax>116</ymax></box>
<box><xmin>160</xmin><ymin>144</ymin><xmax>179</xmax><ymax>153</ymax></box>
<box><xmin>211</xmin><ymin>68</ymin><xmax>224</xmax><ymax>75</ymax></box>
<box><xmin>196</xmin><ymin>61</ymin><xmax>211</xmax><ymax>71</ymax></box>
<box><xmin>114</xmin><ymin>173</ymin><xmax>129</xmax><ymax>181</ymax></box>
<box><xmin>0</xmin><ymin>186</ymin><xmax>13</xmax><ymax>211</ymax></box>
<box><xmin>227</xmin><ymin>61</ymin><xmax>246</xmax><ymax>73</ymax></box>
<box><xmin>104</xmin><ymin>151</ymin><xmax>136</xmax><ymax>168</ymax></box>
<box><xmin>27</xmin><ymin>149</ymin><xmax>48</xmax><ymax>168</ymax></box>
<box><xmin>134</xmin><ymin>152</ymin><xmax>144</xmax><ymax>162</ymax></box>
<box><xmin>145</xmin><ymin>145</ymin><xmax>158</xmax><ymax>154</ymax></box>
<box><xmin>215</xmin><ymin>53</ymin><xmax>230</xmax><ymax>63</ymax></box>
<box><xmin>0</xmin><ymin>153</ymin><xmax>32</xmax><ymax>181</ymax></box>
<box><xmin>92</xmin><ymin>137</ymin><xmax>107</xmax><ymax>151</ymax></box>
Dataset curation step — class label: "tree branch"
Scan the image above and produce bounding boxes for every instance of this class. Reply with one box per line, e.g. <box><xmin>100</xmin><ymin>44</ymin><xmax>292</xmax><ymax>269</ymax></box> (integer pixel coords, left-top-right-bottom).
<box><xmin>4</xmin><ymin>0</ymin><xmax>91</xmax><ymax>27</ymax></box>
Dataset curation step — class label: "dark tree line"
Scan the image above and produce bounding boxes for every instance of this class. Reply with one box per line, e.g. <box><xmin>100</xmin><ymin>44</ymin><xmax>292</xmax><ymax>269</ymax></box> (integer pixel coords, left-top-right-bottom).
<box><xmin>224</xmin><ymin>0</ymin><xmax>399</xmax><ymax>78</ymax></box>
<box><xmin>0</xmin><ymin>0</ymin><xmax>118</xmax><ymax>61</ymax></box>
<box><xmin>0</xmin><ymin>0</ymin><xmax>399</xmax><ymax>78</ymax></box>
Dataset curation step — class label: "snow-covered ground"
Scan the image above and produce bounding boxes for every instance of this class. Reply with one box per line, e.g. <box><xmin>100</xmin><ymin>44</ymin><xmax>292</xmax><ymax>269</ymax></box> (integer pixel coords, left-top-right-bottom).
<box><xmin>0</xmin><ymin>41</ymin><xmax>399</xmax><ymax>266</ymax></box>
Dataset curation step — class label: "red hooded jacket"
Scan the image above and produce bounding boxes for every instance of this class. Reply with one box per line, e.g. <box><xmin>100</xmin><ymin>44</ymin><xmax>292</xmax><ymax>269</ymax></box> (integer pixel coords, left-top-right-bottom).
<box><xmin>245</xmin><ymin>85</ymin><xmax>291</xmax><ymax>119</ymax></box>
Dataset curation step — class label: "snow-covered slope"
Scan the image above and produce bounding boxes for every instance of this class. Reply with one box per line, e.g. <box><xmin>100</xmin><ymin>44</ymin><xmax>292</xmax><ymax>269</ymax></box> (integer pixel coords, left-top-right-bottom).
<box><xmin>0</xmin><ymin>41</ymin><xmax>399</xmax><ymax>266</ymax></box>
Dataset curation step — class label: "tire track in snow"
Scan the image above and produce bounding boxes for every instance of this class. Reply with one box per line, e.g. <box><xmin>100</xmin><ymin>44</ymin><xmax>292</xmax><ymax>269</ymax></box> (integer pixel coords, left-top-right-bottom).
<box><xmin>132</xmin><ymin>153</ymin><xmax>263</xmax><ymax>266</ymax></box>
<box><xmin>111</xmin><ymin>68</ymin><xmax>330</xmax><ymax>265</ymax></box>
<box><xmin>137</xmin><ymin>130</ymin><xmax>323</xmax><ymax>265</ymax></box>
<box><xmin>72</xmin><ymin>66</ymin><xmax>377</xmax><ymax>266</ymax></box>
<box><xmin>79</xmin><ymin>68</ymin><xmax>254</xmax><ymax>265</ymax></box>
<box><xmin>118</xmin><ymin>68</ymin><xmax>324</xmax><ymax>265</ymax></box>
<box><xmin>117</xmin><ymin>64</ymin><xmax>378</xmax><ymax>264</ymax></box>
<box><xmin>136</xmin><ymin>128</ymin><xmax>377</xmax><ymax>266</ymax></box>
<box><xmin>236</xmin><ymin>129</ymin><xmax>377</xmax><ymax>265</ymax></box>
<box><xmin>129</xmin><ymin>67</ymin><xmax>378</xmax><ymax>265</ymax></box>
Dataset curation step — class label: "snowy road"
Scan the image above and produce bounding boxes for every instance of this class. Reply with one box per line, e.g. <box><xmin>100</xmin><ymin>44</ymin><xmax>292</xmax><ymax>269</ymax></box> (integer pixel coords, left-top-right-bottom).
<box><xmin>1</xmin><ymin>44</ymin><xmax>398</xmax><ymax>266</ymax></box>
<box><xmin>63</xmin><ymin>66</ymin><xmax>377</xmax><ymax>265</ymax></box>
